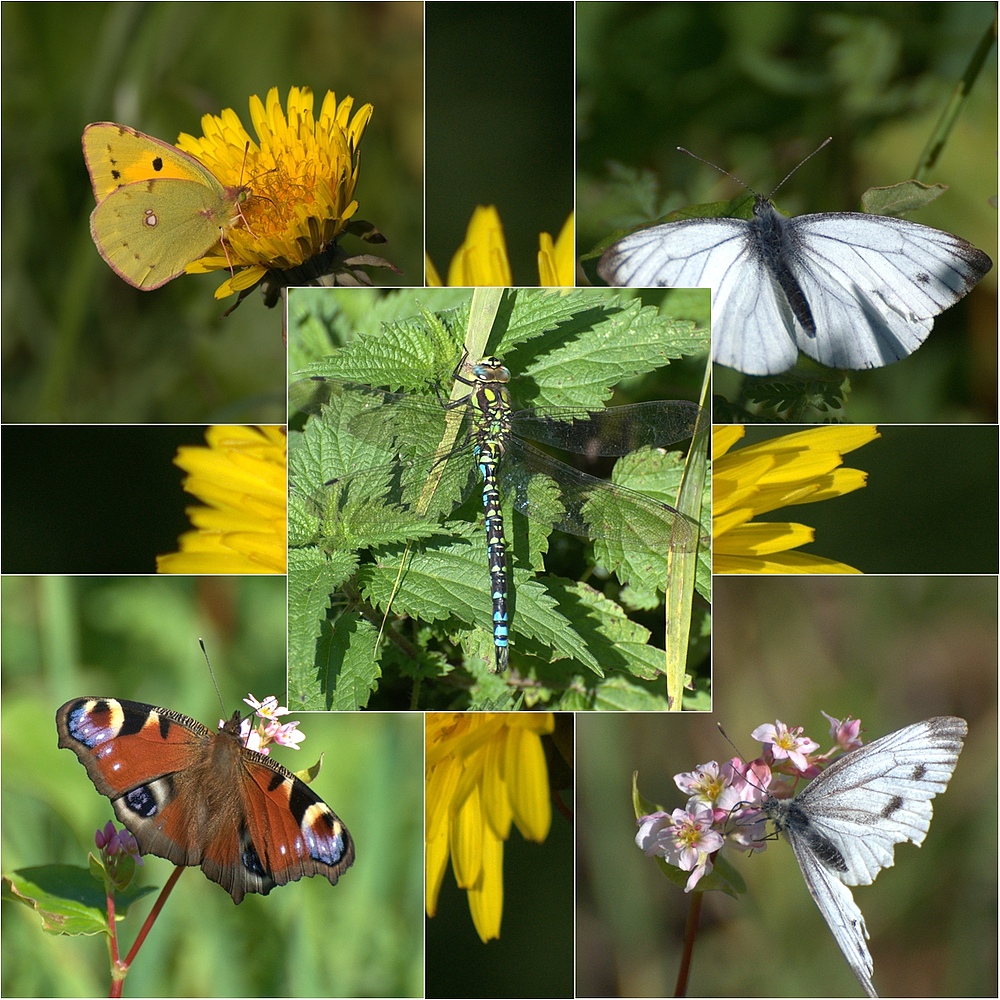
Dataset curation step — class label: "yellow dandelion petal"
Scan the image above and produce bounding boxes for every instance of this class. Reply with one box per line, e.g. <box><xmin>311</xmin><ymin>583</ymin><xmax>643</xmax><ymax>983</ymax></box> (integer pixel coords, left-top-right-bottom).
<box><xmin>425</xmin><ymin>251</ymin><xmax>444</xmax><ymax>287</ymax></box>
<box><xmin>429</xmin><ymin>206</ymin><xmax>574</xmax><ymax>286</ymax></box>
<box><xmin>712</xmin><ymin>424</ymin><xmax>746</xmax><ymax>459</ymax></box>
<box><xmin>445</xmin><ymin>206</ymin><xmax>513</xmax><ymax>286</ymax></box>
<box><xmin>451</xmin><ymin>783</ymin><xmax>486</xmax><ymax>889</ymax></box>
<box><xmin>467</xmin><ymin>826</ymin><xmax>504</xmax><ymax>943</ymax></box>
<box><xmin>425</xmin><ymin>712</ymin><xmax>554</xmax><ymax>941</ymax></box>
<box><xmin>425</xmin><ymin>825</ymin><xmax>450</xmax><ymax>918</ymax></box>
<box><xmin>175</xmin><ymin>85</ymin><xmax>373</xmax><ymax>296</ymax></box>
<box><xmin>721</xmin><ymin>550</ymin><xmax>864</xmax><ymax>574</ymax></box>
<box><xmin>713</xmin><ymin>424</ymin><xmax>879</xmax><ymax>574</ymax></box>
<box><xmin>506</xmin><ymin>724</ymin><xmax>552</xmax><ymax>843</ymax></box>
<box><xmin>156</xmin><ymin>425</ymin><xmax>286</xmax><ymax>574</ymax></box>
<box><xmin>538</xmin><ymin>212</ymin><xmax>575</xmax><ymax>286</ymax></box>
<box><xmin>480</xmin><ymin>731</ymin><xmax>514</xmax><ymax>839</ymax></box>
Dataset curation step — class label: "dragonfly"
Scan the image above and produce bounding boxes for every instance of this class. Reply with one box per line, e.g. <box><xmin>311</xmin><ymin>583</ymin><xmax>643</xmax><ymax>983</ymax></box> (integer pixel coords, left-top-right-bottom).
<box><xmin>291</xmin><ymin>356</ymin><xmax>703</xmax><ymax>673</ymax></box>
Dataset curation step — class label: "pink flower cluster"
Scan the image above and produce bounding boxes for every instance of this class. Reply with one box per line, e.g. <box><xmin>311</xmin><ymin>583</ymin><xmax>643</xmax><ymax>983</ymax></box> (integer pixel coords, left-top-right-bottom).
<box><xmin>635</xmin><ymin>713</ymin><xmax>863</xmax><ymax>891</ymax></box>
<box><xmin>230</xmin><ymin>693</ymin><xmax>306</xmax><ymax>755</ymax></box>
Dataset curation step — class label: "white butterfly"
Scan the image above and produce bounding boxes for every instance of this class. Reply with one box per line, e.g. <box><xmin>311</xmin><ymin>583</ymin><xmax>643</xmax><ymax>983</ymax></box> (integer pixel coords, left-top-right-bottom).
<box><xmin>759</xmin><ymin>716</ymin><xmax>967</xmax><ymax>998</ymax></box>
<box><xmin>597</xmin><ymin>155</ymin><xmax>992</xmax><ymax>376</ymax></box>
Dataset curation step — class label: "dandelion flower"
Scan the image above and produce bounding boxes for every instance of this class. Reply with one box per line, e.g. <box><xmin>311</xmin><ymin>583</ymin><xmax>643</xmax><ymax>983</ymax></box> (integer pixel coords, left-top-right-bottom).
<box><xmin>177</xmin><ymin>86</ymin><xmax>378</xmax><ymax>298</ymax></box>
<box><xmin>426</xmin><ymin>206</ymin><xmax>574</xmax><ymax>286</ymax></box>
<box><xmin>157</xmin><ymin>425</ymin><xmax>286</xmax><ymax>574</ymax></box>
<box><xmin>426</xmin><ymin>712</ymin><xmax>554</xmax><ymax>942</ymax></box>
<box><xmin>713</xmin><ymin>424</ymin><xmax>879</xmax><ymax>573</ymax></box>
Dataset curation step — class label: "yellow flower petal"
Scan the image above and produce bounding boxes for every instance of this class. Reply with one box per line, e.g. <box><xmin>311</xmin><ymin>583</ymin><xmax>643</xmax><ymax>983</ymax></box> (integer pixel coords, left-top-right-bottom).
<box><xmin>425</xmin><ymin>712</ymin><xmax>554</xmax><ymax>941</ymax></box>
<box><xmin>538</xmin><ymin>213</ymin><xmax>575</xmax><ymax>286</ymax></box>
<box><xmin>712</xmin><ymin>425</ymin><xmax>879</xmax><ymax>574</ymax></box>
<box><xmin>467</xmin><ymin>827</ymin><xmax>504</xmax><ymax>943</ymax></box>
<box><xmin>156</xmin><ymin>425</ymin><xmax>286</xmax><ymax>574</ymax></box>
<box><xmin>506</xmin><ymin>725</ymin><xmax>552</xmax><ymax>843</ymax></box>
<box><xmin>445</xmin><ymin>206</ymin><xmax>513</xmax><ymax>286</ymax></box>
<box><xmin>428</xmin><ymin>207</ymin><xmax>574</xmax><ymax>286</ymax></box>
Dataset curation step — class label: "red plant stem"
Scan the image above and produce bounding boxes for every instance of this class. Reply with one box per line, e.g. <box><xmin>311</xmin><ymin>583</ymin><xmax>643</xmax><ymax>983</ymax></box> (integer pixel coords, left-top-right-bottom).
<box><xmin>122</xmin><ymin>867</ymin><xmax>186</xmax><ymax>969</ymax></box>
<box><xmin>673</xmin><ymin>889</ymin><xmax>703</xmax><ymax>998</ymax></box>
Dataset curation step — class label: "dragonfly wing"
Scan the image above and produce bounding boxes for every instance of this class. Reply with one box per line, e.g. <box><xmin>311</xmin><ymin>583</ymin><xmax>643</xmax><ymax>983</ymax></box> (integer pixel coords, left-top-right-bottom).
<box><xmin>511</xmin><ymin>400</ymin><xmax>703</xmax><ymax>456</ymax></box>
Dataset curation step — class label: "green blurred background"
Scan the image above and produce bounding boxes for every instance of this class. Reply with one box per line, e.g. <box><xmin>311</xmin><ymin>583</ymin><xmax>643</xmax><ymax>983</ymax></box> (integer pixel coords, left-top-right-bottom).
<box><xmin>425</xmin><ymin>2</ymin><xmax>575</xmax><ymax>285</ymax></box>
<box><xmin>2</xmin><ymin>2</ymin><xmax>423</xmax><ymax>423</ymax></box>
<box><xmin>577</xmin><ymin>575</ymin><xmax>996</xmax><ymax>997</ymax></box>
<box><xmin>1</xmin><ymin>576</ymin><xmax>424</xmax><ymax>997</ymax></box>
<box><xmin>577</xmin><ymin>1</ymin><xmax>997</xmax><ymax>422</ymax></box>
<box><xmin>727</xmin><ymin>424</ymin><xmax>999</xmax><ymax>573</ymax></box>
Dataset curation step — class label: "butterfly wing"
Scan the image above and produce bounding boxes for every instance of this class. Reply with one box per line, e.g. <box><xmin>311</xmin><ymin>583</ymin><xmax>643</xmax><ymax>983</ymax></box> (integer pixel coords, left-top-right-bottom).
<box><xmin>82</xmin><ymin>122</ymin><xmax>222</xmax><ymax>201</ymax></box>
<box><xmin>791</xmin><ymin>716</ymin><xmax>967</xmax><ymax>886</ymax></box>
<box><xmin>57</xmin><ymin>697</ymin><xmax>217</xmax><ymax>866</ymax></box>
<box><xmin>599</xmin><ymin>201</ymin><xmax>991</xmax><ymax>376</ymax></box>
<box><xmin>57</xmin><ymin>698</ymin><xmax>355</xmax><ymax>904</ymax></box>
<box><xmin>784</xmin><ymin>825</ymin><xmax>877</xmax><ymax>998</ymax></box>
<box><xmin>597</xmin><ymin>217</ymin><xmax>803</xmax><ymax>374</ymax></box>
<box><xmin>88</xmin><ymin>178</ymin><xmax>240</xmax><ymax>289</ymax></box>
<box><xmin>229</xmin><ymin>744</ymin><xmax>355</xmax><ymax>901</ymax></box>
<box><xmin>83</xmin><ymin>121</ymin><xmax>243</xmax><ymax>289</ymax></box>
<box><xmin>765</xmin><ymin>717</ymin><xmax>966</xmax><ymax>997</ymax></box>
<box><xmin>787</xmin><ymin>214</ymin><xmax>993</xmax><ymax>370</ymax></box>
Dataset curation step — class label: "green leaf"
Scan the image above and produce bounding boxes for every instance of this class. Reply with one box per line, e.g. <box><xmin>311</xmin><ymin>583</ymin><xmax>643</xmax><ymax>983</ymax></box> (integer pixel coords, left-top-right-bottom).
<box><xmin>3</xmin><ymin>866</ymin><xmax>156</xmax><ymax>935</ymax></box>
<box><xmin>632</xmin><ymin>771</ymin><xmax>661</xmax><ymax>819</ymax></box>
<box><xmin>859</xmin><ymin>180</ymin><xmax>948</xmax><ymax>216</ymax></box>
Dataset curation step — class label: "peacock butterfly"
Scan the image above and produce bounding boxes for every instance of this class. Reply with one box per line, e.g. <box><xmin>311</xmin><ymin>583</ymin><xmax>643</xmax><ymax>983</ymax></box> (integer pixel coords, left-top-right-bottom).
<box><xmin>56</xmin><ymin>697</ymin><xmax>355</xmax><ymax>904</ymax></box>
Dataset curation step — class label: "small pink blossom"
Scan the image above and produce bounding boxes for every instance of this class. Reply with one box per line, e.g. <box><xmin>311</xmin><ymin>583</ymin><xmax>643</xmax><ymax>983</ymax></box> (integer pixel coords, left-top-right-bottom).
<box><xmin>675</xmin><ymin>760</ymin><xmax>727</xmax><ymax>807</ymax></box>
<box><xmin>266</xmin><ymin>719</ymin><xmax>305</xmax><ymax>749</ymax></box>
<box><xmin>636</xmin><ymin>804</ymin><xmax>723</xmax><ymax>892</ymax></box>
<box><xmin>95</xmin><ymin>820</ymin><xmax>117</xmax><ymax>851</ymax></box>
<box><xmin>822</xmin><ymin>711</ymin><xmax>863</xmax><ymax>752</ymax></box>
<box><xmin>714</xmin><ymin>757</ymin><xmax>769</xmax><ymax>814</ymax></box>
<box><xmin>751</xmin><ymin>719</ymin><xmax>820</xmax><ymax>772</ymax></box>
<box><xmin>94</xmin><ymin>821</ymin><xmax>143</xmax><ymax>868</ymax></box>
<box><xmin>244</xmin><ymin>693</ymin><xmax>290</xmax><ymax>720</ymax></box>
<box><xmin>239</xmin><ymin>718</ymin><xmax>269</xmax><ymax>754</ymax></box>
<box><xmin>635</xmin><ymin>811</ymin><xmax>676</xmax><ymax>856</ymax></box>
<box><xmin>116</xmin><ymin>829</ymin><xmax>143</xmax><ymax>865</ymax></box>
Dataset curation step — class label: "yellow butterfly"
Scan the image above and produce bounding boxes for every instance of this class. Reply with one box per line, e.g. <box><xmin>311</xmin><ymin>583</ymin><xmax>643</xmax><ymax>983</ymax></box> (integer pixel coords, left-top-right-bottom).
<box><xmin>83</xmin><ymin>122</ymin><xmax>247</xmax><ymax>290</ymax></box>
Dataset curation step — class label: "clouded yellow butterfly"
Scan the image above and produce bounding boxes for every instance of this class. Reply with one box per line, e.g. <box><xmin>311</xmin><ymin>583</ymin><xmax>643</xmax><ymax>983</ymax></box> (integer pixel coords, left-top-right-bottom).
<box><xmin>83</xmin><ymin>122</ymin><xmax>247</xmax><ymax>290</ymax></box>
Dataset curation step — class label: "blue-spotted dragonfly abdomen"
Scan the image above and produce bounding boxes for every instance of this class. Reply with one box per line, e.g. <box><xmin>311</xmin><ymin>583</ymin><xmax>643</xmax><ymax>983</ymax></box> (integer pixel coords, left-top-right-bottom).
<box><xmin>291</xmin><ymin>357</ymin><xmax>703</xmax><ymax>674</ymax></box>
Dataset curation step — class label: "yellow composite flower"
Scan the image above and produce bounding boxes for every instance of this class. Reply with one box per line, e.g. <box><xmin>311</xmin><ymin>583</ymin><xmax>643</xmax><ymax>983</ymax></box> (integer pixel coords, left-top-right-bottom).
<box><xmin>425</xmin><ymin>712</ymin><xmax>554</xmax><ymax>943</ymax></box>
<box><xmin>157</xmin><ymin>425</ymin><xmax>287</xmax><ymax>574</ymax></box>
<box><xmin>426</xmin><ymin>206</ymin><xmax>574</xmax><ymax>286</ymax></box>
<box><xmin>178</xmin><ymin>85</ymin><xmax>373</xmax><ymax>298</ymax></box>
<box><xmin>712</xmin><ymin>424</ymin><xmax>880</xmax><ymax>574</ymax></box>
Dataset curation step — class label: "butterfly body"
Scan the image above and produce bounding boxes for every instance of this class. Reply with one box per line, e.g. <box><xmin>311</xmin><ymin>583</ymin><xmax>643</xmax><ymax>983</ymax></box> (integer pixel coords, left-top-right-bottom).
<box><xmin>759</xmin><ymin>716</ymin><xmax>967</xmax><ymax>997</ymax></box>
<box><xmin>56</xmin><ymin>697</ymin><xmax>354</xmax><ymax>904</ymax></box>
<box><xmin>599</xmin><ymin>195</ymin><xmax>992</xmax><ymax>375</ymax></box>
<box><xmin>83</xmin><ymin>123</ymin><xmax>246</xmax><ymax>290</ymax></box>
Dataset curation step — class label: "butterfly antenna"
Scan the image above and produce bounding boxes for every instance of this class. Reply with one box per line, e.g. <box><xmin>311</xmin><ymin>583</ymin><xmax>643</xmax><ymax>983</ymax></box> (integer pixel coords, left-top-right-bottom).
<box><xmin>199</xmin><ymin>638</ymin><xmax>227</xmax><ymax>718</ymax></box>
<box><xmin>718</xmin><ymin>723</ymin><xmax>771</xmax><ymax>802</ymax></box>
<box><xmin>676</xmin><ymin>147</ymin><xmax>759</xmax><ymax>196</ymax></box>
<box><xmin>717</xmin><ymin>722</ymin><xmax>744</xmax><ymax>759</ymax></box>
<box><xmin>768</xmin><ymin>136</ymin><xmax>833</xmax><ymax>199</ymax></box>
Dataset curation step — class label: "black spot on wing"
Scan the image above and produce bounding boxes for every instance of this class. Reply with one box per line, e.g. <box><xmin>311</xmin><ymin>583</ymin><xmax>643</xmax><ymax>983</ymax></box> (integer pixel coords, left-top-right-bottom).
<box><xmin>880</xmin><ymin>794</ymin><xmax>905</xmax><ymax>819</ymax></box>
